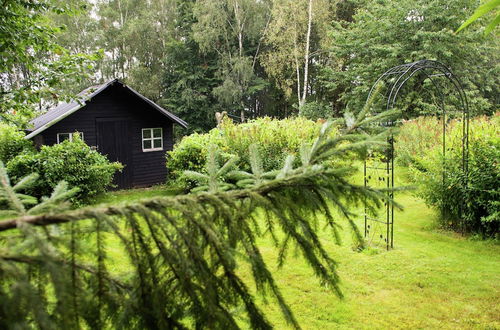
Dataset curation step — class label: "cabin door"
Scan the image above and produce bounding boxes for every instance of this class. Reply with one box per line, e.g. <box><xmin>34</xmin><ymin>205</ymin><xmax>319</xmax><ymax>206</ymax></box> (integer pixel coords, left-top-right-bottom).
<box><xmin>96</xmin><ymin>118</ymin><xmax>133</xmax><ymax>189</ymax></box>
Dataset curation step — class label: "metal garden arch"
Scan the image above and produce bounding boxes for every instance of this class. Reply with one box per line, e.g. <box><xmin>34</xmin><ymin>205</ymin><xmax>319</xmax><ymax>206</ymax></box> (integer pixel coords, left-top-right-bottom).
<box><xmin>362</xmin><ymin>60</ymin><xmax>470</xmax><ymax>250</ymax></box>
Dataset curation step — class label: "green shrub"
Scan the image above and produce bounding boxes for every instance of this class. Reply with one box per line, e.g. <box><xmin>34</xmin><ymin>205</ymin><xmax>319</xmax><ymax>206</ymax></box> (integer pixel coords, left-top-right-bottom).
<box><xmin>0</xmin><ymin>123</ymin><xmax>34</xmax><ymax>164</ymax></box>
<box><xmin>395</xmin><ymin>116</ymin><xmax>443</xmax><ymax>167</ymax></box>
<box><xmin>409</xmin><ymin>114</ymin><xmax>499</xmax><ymax>236</ymax></box>
<box><xmin>7</xmin><ymin>134</ymin><xmax>123</xmax><ymax>202</ymax></box>
<box><xmin>166</xmin><ymin>117</ymin><xmax>328</xmax><ymax>187</ymax></box>
<box><xmin>298</xmin><ymin>101</ymin><xmax>332</xmax><ymax>121</ymax></box>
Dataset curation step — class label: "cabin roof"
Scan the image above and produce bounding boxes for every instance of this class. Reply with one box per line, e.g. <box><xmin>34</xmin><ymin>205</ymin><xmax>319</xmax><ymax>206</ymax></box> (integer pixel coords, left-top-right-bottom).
<box><xmin>25</xmin><ymin>79</ymin><xmax>187</xmax><ymax>139</ymax></box>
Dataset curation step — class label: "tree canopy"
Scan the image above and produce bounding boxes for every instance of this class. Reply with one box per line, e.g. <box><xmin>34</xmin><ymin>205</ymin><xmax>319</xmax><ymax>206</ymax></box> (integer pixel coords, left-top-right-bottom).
<box><xmin>6</xmin><ymin>0</ymin><xmax>496</xmax><ymax>131</ymax></box>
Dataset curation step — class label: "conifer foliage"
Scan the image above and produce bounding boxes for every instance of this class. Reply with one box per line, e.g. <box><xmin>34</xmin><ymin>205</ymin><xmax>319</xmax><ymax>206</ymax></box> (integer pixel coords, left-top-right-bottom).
<box><xmin>0</xmin><ymin>115</ymin><xmax>397</xmax><ymax>329</ymax></box>
<box><xmin>0</xmin><ymin>161</ymin><xmax>78</xmax><ymax>217</ymax></box>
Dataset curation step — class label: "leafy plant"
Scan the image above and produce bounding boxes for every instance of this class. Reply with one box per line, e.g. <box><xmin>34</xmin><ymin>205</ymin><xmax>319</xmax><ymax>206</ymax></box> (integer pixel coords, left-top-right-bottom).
<box><xmin>408</xmin><ymin>114</ymin><xmax>499</xmax><ymax>236</ymax></box>
<box><xmin>184</xmin><ymin>145</ymin><xmax>239</xmax><ymax>193</ymax></box>
<box><xmin>167</xmin><ymin>117</ymin><xmax>327</xmax><ymax>189</ymax></box>
<box><xmin>229</xmin><ymin>144</ymin><xmax>279</xmax><ymax>188</ymax></box>
<box><xmin>394</xmin><ymin>116</ymin><xmax>445</xmax><ymax>167</ymax></box>
<box><xmin>456</xmin><ymin>0</ymin><xmax>499</xmax><ymax>35</ymax></box>
<box><xmin>7</xmin><ymin>134</ymin><xmax>122</xmax><ymax>202</ymax></box>
<box><xmin>0</xmin><ymin>123</ymin><xmax>34</xmax><ymax>164</ymax></box>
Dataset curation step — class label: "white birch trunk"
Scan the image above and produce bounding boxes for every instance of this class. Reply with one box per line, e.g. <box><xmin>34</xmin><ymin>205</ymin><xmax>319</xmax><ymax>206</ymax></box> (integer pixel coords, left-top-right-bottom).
<box><xmin>300</xmin><ymin>0</ymin><xmax>313</xmax><ymax>108</ymax></box>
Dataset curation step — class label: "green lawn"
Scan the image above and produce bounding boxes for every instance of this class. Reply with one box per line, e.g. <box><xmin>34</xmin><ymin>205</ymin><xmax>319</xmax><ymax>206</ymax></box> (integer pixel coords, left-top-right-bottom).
<box><xmin>97</xmin><ymin>184</ymin><xmax>500</xmax><ymax>329</ymax></box>
<box><xmin>242</xmin><ymin>192</ymin><xmax>499</xmax><ymax>329</ymax></box>
<box><xmin>3</xmin><ymin>175</ymin><xmax>497</xmax><ymax>328</ymax></box>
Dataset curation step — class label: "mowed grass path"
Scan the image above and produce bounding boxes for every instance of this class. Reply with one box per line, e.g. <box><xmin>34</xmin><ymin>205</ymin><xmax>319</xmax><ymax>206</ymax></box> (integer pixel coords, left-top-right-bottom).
<box><xmin>244</xmin><ymin>193</ymin><xmax>500</xmax><ymax>329</ymax></box>
<box><xmin>95</xmin><ymin>186</ymin><xmax>500</xmax><ymax>329</ymax></box>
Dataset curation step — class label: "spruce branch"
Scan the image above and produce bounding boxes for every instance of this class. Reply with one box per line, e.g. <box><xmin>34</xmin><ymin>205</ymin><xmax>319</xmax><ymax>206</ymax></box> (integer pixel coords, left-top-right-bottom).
<box><xmin>0</xmin><ymin>161</ymin><xmax>79</xmax><ymax>217</ymax></box>
<box><xmin>0</xmin><ymin>112</ymin><xmax>404</xmax><ymax>329</ymax></box>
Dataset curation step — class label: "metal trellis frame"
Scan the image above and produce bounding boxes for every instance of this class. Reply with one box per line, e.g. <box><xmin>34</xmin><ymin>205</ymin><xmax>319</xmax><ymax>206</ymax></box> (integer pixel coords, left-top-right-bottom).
<box><xmin>363</xmin><ymin>60</ymin><xmax>470</xmax><ymax>250</ymax></box>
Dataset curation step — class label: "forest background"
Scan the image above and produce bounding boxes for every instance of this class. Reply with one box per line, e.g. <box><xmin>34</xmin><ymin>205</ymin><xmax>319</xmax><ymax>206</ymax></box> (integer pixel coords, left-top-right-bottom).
<box><xmin>1</xmin><ymin>0</ymin><xmax>498</xmax><ymax>134</ymax></box>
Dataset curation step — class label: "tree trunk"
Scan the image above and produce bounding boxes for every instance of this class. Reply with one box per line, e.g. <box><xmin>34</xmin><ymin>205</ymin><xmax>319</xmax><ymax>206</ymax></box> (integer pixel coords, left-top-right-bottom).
<box><xmin>300</xmin><ymin>0</ymin><xmax>313</xmax><ymax>108</ymax></box>
<box><xmin>293</xmin><ymin>30</ymin><xmax>301</xmax><ymax>106</ymax></box>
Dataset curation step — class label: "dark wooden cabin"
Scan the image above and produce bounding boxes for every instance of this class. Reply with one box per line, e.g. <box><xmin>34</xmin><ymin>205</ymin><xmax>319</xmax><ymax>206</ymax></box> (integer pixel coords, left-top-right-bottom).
<box><xmin>25</xmin><ymin>79</ymin><xmax>187</xmax><ymax>189</ymax></box>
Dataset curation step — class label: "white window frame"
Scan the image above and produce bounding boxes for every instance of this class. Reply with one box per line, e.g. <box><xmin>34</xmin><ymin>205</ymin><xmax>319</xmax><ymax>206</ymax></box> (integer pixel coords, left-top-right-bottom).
<box><xmin>57</xmin><ymin>132</ymin><xmax>84</xmax><ymax>144</ymax></box>
<box><xmin>142</xmin><ymin>128</ymin><xmax>163</xmax><ymax>152</ymax></box>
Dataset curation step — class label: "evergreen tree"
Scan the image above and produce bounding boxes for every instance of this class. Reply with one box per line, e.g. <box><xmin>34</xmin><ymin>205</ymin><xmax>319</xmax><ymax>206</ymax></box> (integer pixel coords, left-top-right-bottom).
<box><xmin>0</xmin><ymin>112</ymin><xmax>399</xmax><ymax>329</ymax></box>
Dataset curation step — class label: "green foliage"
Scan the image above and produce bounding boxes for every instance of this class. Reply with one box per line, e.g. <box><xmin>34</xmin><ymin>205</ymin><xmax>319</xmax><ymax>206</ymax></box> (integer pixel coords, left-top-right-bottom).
<box><xmin>0</xmin><ymin>123</ymin><xmax>34</xmax><ymax>164</ymax></box>
<box><xmin>7</xmin><ymin>134</ymin><xmax>122</xmax><ymax>202</ymax></box>
<box><xmin>406</xmin><ymin>115</ymin><xmax>499</xmax><ymax>236</ymax></box>
<box><xmin>456</xmin><ymin>0</ymin><xmax>499</xmax><ymax>35</ymax></box>
<box><xmin>159</xmin><ymin>39</ymin><xmax>222</xmax><ymax>134</ymax></box>
<box><xmin>321</xmin><ymin>0</ymin><xmax>500</xmax><ymax>117</ymax></box>
<box><xmin>192</xmin><ymin>0</ymin><xmax>270</xmax><ymax>118</ymax></box>
<box><xmin>394</xmin><ymin>117</ymin><xmax>443</xmax><ymax>167</ymax></box>
<box><xmin>184</xmin><ymin>145</ymin><xmax>239</xmax><ymax>193</ymax></box>
<box><xmin>0</xmin><ymin>161</ymin><xmax>78</xmax><ymax>217</ymax></box>
<box><xmin>166</xmin><ymin>117</ymin><xmax>327</xmax><ymax>187</ymax></box>
<box><xmin>0</xmin><ymin>112</ymin><xmax>397</xmax><ymax>329</ymax></box>
<box><xmin>0</xmin><ymin>0</ymin><xmax>97</xmax><ymax>124</ymax></box>
<box><xmin>229</xmin><ymin>144</ymin><xmax>279</xmax><ymax>188</ymax></box>
<box><xmin>298</xmin><ymin>101</ymin><xmax>333</xmax><ymax>121</ymax></box>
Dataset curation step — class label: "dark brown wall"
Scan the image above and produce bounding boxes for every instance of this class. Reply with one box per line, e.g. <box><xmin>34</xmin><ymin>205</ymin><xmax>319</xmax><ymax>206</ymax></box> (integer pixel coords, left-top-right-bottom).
<box><xmin>40</xmin><ymin>83</ymin><xmax>174</xmax><ymax>188</ymax></box>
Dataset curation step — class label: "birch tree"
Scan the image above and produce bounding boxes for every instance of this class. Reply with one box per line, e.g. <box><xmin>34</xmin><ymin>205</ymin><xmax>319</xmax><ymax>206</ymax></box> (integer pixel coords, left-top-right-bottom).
<box><xmin>192</xmin><ymin>0</ymin><xmax>271</xmax><ymax>121</ymax></box>
<box><xmin>263</xmin><ymin>0</ymin><xmax>331</xmax><ymax>109</ymax></box>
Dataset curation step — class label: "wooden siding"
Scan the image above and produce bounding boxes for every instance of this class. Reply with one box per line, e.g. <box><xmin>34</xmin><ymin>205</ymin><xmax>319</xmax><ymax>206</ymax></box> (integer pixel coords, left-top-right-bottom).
<box><xmin>40</xmin><ymin>83</ymin><xmax>174</xmax><ymax>188</ymax></box>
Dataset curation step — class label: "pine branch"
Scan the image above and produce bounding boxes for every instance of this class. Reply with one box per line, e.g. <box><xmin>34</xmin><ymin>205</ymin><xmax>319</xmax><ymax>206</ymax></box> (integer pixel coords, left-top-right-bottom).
<box><xmin>0</xmin><ymin>114</ymin><xmax>405</xmax><ymax>329</ymax></box>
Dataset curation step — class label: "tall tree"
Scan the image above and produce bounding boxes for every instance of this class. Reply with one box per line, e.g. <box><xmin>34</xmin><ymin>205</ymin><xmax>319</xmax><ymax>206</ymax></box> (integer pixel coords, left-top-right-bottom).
<box><xmin>0</xmin><ymin>0</ymin><xmax>95</xmax><ymax>125</ymax></box>
<box><xmin>192</xmin><ymin>0</ymin><xmax>270</xmax><ymax>121</ymax></box>
<box><xmin>262</xmin><ymin>0</ymin><xmax>332</xmax><ymax>109</ymax></box>
<box><xmin>320</xmin><ymin>0</ymin><xmax>500</xmax><ymax>116</ymax></box>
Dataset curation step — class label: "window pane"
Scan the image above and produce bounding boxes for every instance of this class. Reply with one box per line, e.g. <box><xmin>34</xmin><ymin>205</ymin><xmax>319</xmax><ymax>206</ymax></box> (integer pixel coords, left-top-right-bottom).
<box><xmin>143</xmin><ymin>140</ymin><xmax>152</xmax><ymax>150</ymax></box>
<box><xmin>59</xmin><ymin>133</ymin><xmax>71</xmax><ymax>142</ymax></box>
<box><xmin>153</xmin><ymin>128</ymin><xmax>162</xmax><ymax>138</ymax></box>
<box><xmin>143</xmin><ymin>129</ymin><xmax>151</xmax><ymax>139</ymax></box>
<box><xmin>153</xmin><ymin>139</ymin><xmax>162</xmax><ymax>149</ymax></box>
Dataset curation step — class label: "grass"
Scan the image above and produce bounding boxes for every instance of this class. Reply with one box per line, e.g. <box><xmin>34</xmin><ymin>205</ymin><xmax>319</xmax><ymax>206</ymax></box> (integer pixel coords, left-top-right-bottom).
<box><xmin>94</xmin><ymin>178</ymin><xmax>500</xmax><ymax>329</ymax></box>
<box><xmin>88</xmin><ymin>184</ymin><xmax>182</xmax><ymax>206</ymax></box>
<box><xmin>2</xmin><ymin>172</ymin><xmax>498</xmax><ymax>328</ymax></box>
<box><xmin>242</xmin><ymin>193</ymin><xmax>500</xmax><ymax>329</ymax></box>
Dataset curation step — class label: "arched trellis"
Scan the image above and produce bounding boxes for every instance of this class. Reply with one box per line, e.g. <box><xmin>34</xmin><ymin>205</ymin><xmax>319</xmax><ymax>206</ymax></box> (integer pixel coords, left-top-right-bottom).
<box><xmin>363</xmin><ymin>60</ymin><xmax>470</xmax><ymax>250</ymax></box>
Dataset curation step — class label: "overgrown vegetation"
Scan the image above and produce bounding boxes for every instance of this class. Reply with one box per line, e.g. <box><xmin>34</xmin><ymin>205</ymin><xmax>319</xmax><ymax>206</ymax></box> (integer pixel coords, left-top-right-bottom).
<box><xmin>396</xmin><ymin>115</ymin><xmax>499</xmax><ymax>236</ymax></box>
<box><xmin>6</xmin><ymin>134</ymin><xmax>122</xmax><ymax>202</ymax></box>
<box><xmin>0</xmin><ymin>161</ymin><xmax>78</xmax><ymax>217</ymax></box>
<box><xmin>166</xmin><ymin>117</ymin><xmax>327</xmax><ymax>188</ymax></box>
<box><xmin>0</xmin><ymin>123</ymin><xmax>34</xmax><ymax>164</ymax></box>
<box><xmin>0</xmin><ymin>114</ymin><xmax>398</xmax><ymax>329</ymax></box>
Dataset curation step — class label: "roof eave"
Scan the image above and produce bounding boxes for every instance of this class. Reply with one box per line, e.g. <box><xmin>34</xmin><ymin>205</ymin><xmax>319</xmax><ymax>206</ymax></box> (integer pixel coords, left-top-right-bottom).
<box><xmin>25</xmin><ymin>78</ymin><xmax>188</xmax><ymax>139</ymax></box>
<box><xmin>25</xmin><ymin>103</ymin><xmax>85</xmax><ymax>139</ymax></box>
<box><xmin>123</xmin><ymin>84</ymin><xmax>188</xmax><ymax>128</ymax></box>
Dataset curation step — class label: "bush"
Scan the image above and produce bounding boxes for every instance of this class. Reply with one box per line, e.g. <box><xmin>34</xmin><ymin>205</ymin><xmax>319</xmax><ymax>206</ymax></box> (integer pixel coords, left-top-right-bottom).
<box><xmin>408</xmin><ymin>114</ymin><xmax>499</xmax><ymax>237</ymax></box>
<box><xmin>7</xmin><ymin>134</ymin><xmax>122</xmax><ymax>202</ymax></box>
<box><xmin>0</xmin><ymin>123</ymin><xmax>34</xmax><ymax>164</ymax></box>
<box><xmin>166</xmin><ymin>117</ymin><xmax>329</xmax><ymax>187</ymax></box>
<box><xmin>298</xmin><ymin>101</ymin><xmax>332</xmax><ymax>121</ymax></box>
<box><xmin>395</xmin><ymin>117</ymin><xmax>443</xmax><ymax>167</ymax></box>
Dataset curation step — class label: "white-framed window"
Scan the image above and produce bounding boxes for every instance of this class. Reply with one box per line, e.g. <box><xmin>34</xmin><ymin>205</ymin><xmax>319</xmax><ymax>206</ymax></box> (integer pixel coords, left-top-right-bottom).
<box><xmin>142</xmin><ymin>128</ymin><xmax>163</xmax><ymax>152</ymax></box>
<box><xmin>57</xmin><ymin>132</ymin><xmax>84</xmax><ymax>144</ymax></box>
